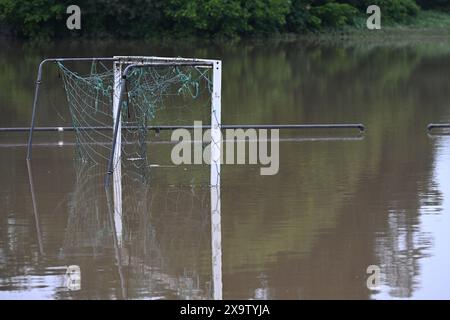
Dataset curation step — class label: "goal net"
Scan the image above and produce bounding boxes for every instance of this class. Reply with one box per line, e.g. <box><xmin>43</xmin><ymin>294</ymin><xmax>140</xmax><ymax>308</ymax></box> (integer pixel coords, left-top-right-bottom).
<box><xmin>53</xmin><ymin>56</ymin><xmax>221</xmax><ymax>185</ymax></box>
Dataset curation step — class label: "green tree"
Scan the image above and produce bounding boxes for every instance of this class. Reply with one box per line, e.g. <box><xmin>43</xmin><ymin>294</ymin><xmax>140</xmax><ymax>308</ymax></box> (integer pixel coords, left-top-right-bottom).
<box><xmin>416</xmin><ymin>0</ymin><xmax>450</xmax><ymax>10</ymax></box>
<box><xmin>164</xmin><ymin>0</ymin><xmax>290</xmax><ymax>37</ymax></box>
<box><xmin>163</xmin><ymin>0</ymin><xmax>248</xmax><ymax>37</ymax></box>
<box><xmin>340</xmin><ymin>0</ymin><xmax>419</xmax><ymax>22</ymax></box>
<box><xmin>0</xmin><ymin>0</ymin><xmax>66</xmax><ymax>38</ymax></box>
<box><xmin>311</xmin><ymin>2</ymin><xmax>358</xmax><ymax>28</ymax></box>
<box><xmin>286</xmin><ymin>0</ymin><xmax>321</xmax><ymax>32</ymax></box>
<box><xmin>242</xmin><ymin>0</ymin><xmax>291</xmax><ymax>34</ymax></box>
<box><xmin>368</xmin><ymin>0</ymin><xmax>419</xmax><ymax>22</ymax></box>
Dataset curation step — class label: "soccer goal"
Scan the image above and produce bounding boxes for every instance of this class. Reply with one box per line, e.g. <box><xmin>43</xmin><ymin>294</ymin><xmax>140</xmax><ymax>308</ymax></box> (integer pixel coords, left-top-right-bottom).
<box><xmin>26</xmin><ymin>56</ymin><xmax>222</xmax><ymax>187</ymax></box>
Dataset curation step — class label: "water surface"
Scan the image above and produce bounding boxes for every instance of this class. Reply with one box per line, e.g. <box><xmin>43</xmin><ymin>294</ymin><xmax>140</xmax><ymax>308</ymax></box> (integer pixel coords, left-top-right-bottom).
<box><xmin>1</xmin><ymin>38</ymin><xmax>450</xmax><ymax>299</ymax></box>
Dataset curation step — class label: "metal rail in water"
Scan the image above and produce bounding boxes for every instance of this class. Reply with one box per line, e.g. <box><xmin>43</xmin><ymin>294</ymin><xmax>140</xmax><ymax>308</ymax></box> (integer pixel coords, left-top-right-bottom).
<box><xmin>1</xmin><ymin>123</ymin><xmax>366</xmax><ymax>133</ymax></box>
<box><xmin>427</xmin><ymin>123</ymin><xmax>450</xmax><ymax>131</ymax></box>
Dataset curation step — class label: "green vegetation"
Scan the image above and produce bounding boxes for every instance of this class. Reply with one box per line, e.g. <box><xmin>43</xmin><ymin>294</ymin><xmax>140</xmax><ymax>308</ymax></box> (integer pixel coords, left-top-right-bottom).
<box><xmin>1</xmin><ymin>0</ymin><xmax>450</xmax><ymax>39</ymax></box>
<box><xmin>408</xmin><ymin>8</ymin><xmax>450</xmax><ymax>28</ymax></box>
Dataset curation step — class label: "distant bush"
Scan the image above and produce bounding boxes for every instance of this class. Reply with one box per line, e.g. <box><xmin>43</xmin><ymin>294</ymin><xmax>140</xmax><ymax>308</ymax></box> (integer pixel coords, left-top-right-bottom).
<box><xmin>0</xmin><ymin>0</ymin><xmax>164</xmax><ymax>38</ymax></box>
<box><xmin>360</xmin><ymin>0</ymin><xmax>420</xmax><ymax>23</ymax></box>
<box><xmin>311</xmin><ymin>2</ymin><xmax>358</xmax><ymax>29</ymax></box>
<box><xmin>416</xmin><ymin>0</ymin><xmax>450</xmax><ymax>11</ymax></box>
<box><xmin>242</xmin><ymin>0</ymin><xmax>291</xmax><ymax>34</ymax></box>
<box><xmin>163</xmin><ymin>0</ymin><xmax>247</xmax><ymax>37</ymax></box>
<box><xmin>286</xmin><ymin>0</ymin><xmax>321</xmax><ymax>32</ymax></box>
<box><xmin>0</xmin><ymin>0</ymin><xmax>67</xmax><ymax>38</ymax></box>
<box><xmin>164</xmin><ymin>0</ymin><xmax>290</xmax><ymax>37</ymax></box>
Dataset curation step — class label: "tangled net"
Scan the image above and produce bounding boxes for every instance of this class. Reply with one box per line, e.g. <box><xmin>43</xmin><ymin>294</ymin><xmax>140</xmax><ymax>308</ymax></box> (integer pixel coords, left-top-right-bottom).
<box><xmin>57</xmin><ymin>59</ymin><xmax>212</xmax><ymax>170</ymax></box>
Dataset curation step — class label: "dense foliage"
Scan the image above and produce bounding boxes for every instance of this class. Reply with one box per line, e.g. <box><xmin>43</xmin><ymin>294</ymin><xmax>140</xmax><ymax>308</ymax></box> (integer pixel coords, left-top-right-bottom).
<box><xmin>0</xmin><ymin>0</ymin><xmax>447</xmax><ymax>39</ymax></box>
<box><xmin>416</xmin><ymin>0</ymin><xmax>450</xmax><ymax>10</ymax></box>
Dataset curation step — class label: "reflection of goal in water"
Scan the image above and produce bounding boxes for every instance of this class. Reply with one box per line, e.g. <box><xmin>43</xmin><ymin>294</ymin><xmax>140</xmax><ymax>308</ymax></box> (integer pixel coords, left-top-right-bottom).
<box><xmin>57</xmin><ymin>160</ymin><xmax>222</xmax><ymax>299</ymax></box>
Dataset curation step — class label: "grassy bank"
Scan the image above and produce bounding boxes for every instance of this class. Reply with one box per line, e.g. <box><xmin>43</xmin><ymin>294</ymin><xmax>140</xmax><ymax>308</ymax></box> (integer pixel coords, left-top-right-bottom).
<box><xmin>342</xmin><ymin>10</ymin><xmax>450</xmax><ymax>38</ymax></box>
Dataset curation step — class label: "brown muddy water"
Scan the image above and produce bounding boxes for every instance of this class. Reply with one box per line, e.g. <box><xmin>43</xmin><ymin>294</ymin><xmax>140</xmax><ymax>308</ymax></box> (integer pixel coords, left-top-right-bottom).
<box><xmin>0</xmin><ymin>38</ymin><xmax>450</xmax><ymax>299</ymax></box>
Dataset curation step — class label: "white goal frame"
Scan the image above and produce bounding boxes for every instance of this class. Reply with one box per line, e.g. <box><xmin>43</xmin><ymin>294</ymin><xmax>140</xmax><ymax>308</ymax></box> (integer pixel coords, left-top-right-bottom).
<box><xmin>107</xmin><ymin>56</ymin><xmax>222</xmax><ymax>188</ymax></box>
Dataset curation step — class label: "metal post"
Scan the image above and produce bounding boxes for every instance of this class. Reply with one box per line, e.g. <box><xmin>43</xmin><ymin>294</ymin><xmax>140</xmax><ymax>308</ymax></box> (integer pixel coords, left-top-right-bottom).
<box><xmin>26</xmin><ymin>60</ymin><xmax>48</xmax><ymax>160</ymax></box>
<box><xmin>105</xmin><ymin>74</ymin><xmax>127</xmax><ymax>184</ymax></box>
<box><xmin>105</xmin><ymin>186</ymin><xmax>127</xmax><ymax>299</ymax></box>
<box><xmin>210</xmin><ymin>60</ymin><xmax>222</xmax><ymax>300</ymax></box>
<box><xmin>26</xmin><ymin>159</ymin><xmax>44</xmax><ymax>255</ymax></box>
<box><xmin>112</xmin><ymin>61</ymin><xmax>123</xmax><ymax>249</ymax></box>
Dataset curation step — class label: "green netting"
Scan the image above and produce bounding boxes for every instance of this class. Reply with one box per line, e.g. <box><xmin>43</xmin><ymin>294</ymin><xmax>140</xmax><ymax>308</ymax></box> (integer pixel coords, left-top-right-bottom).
<box><xmin>57</xmin><ymin>59</ymin><xmax>212</xmax><ymax>171</ymax></box>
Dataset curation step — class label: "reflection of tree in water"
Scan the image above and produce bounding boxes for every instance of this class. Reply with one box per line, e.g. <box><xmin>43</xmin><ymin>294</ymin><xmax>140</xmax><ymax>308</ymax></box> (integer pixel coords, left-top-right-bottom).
<box><xmin>222</xmin><ymin>42</ymin><xmax>450</xmax><ymax>298</ymax></box>
<box><xmin>376</xmin><ymin>209</ymin><xmax>421</xmax><ymax>298</ymax></box>
<box><xmin>62</xmin><ymin>160</ymin><xmax>212</xmax><ymax>299</ymax></box>
<box><xmin>375</xmin><ymin>184</ymin><xmax>440</xmax><ymax>298</ymax></box>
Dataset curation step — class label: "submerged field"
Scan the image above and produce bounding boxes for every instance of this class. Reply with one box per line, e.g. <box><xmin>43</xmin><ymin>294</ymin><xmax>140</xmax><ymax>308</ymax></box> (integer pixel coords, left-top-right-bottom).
<box><xmin>0</xmin><ymin>35</ymin><xmax>450</xmax><ymax>299</ymax></box>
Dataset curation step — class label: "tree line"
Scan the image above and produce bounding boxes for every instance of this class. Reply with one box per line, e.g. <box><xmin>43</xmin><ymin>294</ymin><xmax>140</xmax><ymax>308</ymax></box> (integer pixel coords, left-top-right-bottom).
<box><xmin>0</xmin><ymin>0</ymin><xmax>449</xmax><ymax>39</ymax></box>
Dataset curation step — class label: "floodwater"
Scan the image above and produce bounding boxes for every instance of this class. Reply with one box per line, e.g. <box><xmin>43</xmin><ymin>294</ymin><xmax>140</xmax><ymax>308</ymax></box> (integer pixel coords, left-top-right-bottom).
<box><xmin>1</xmin><ymin>38</ymin><xmax>450</xmax><ymax>299</ymax></box>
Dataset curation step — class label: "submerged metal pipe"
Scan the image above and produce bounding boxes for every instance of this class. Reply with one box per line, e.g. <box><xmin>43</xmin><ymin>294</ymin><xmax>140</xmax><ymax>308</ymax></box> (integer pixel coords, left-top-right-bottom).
<box><xmin>0</xmin><ymin>136</ymin><xmax>365</xmax><ymax>148</ymax></box>
<box><xmin>2</xmin><ymin>123</ymin><xmax>366</xmax><ymax>133</ymax></box>
<box><xmin>427</xmin><ymin>123</ymin><xmax>450</xmax><ymax>131</ymax></box>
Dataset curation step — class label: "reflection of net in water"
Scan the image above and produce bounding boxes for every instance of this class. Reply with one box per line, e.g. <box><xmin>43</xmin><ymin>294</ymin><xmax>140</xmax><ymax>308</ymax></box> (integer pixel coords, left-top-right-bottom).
<box><xmin>125</xmin><ymin>184</ymin><xmax>212</xmax><ymax>299</ymax></box>
<box><xmin>57</xmin><ymin>60</ymin><xmax>212</xmax><ymax>170</ymax></box>
<box><xmin>63</xmin><ymin>163</ymin><xmax>110</xmax><ymax>254</ymax></box>
<box><xmin>62</xmin><ymin>160</ymin><xmax>216</xmax><ymax>299</ymax></box>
